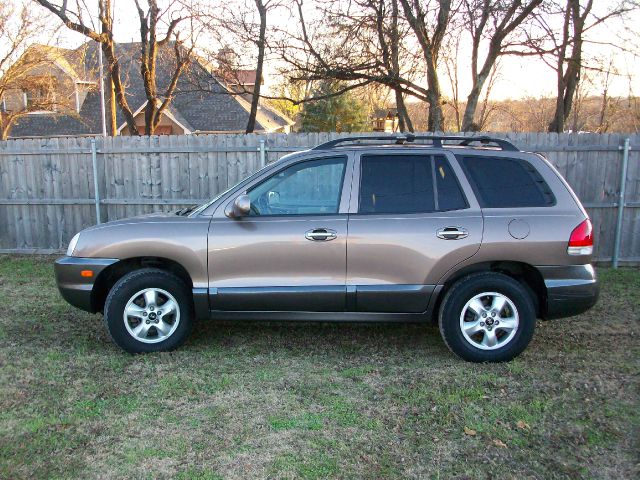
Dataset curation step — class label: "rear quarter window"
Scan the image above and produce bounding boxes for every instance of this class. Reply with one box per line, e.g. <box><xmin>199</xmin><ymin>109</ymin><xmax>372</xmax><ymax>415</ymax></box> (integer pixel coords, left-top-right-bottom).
<box><xmin>458</xmin><ymin>155</ymin><xmax>556</xmax><ymax>208</ymax></box>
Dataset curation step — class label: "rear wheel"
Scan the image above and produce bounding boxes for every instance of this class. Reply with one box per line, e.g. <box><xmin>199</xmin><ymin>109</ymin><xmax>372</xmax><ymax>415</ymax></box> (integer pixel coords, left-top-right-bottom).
<box><xmin>438</xmin><ymin>273</ymin><xmax>536</xmax><ymax>362</ymax></box>
<box><xmin>104</xmin><ymin>268</ymin><xmax>193</xmax><ymax>353</ymax></box>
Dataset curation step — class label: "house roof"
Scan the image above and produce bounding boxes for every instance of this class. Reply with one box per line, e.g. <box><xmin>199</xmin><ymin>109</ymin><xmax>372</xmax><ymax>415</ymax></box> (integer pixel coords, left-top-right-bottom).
<box><xmin>217</xmin><ymin>68</ymin><xmax>260</xmax><ymax>86</ymax></box>
<box><xmin>9</xmin><ymin>41</ymin><xmax>292</xmax><ymax>137</ymax></box>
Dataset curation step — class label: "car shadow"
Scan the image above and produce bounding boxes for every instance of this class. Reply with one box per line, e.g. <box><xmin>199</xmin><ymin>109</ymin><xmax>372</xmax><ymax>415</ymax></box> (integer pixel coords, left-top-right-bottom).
<box><xmin>184</xmin><ymin>318</ymin><xmax>448</xmax><ymax>357</ymax></box>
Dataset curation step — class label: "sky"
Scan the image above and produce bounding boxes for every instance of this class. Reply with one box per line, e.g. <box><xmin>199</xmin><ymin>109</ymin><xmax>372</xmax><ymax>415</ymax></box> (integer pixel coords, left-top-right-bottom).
<box><xmin>26</xmin><ymin>0</ymin><xmax>640</xmax><ymax>102</ymax></box>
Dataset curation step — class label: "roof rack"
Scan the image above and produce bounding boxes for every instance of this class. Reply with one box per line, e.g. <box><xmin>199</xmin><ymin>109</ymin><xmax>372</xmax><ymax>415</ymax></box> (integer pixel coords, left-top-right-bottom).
<box><xmin>312</xmin><ymin>134</ymin><xmax>519</xmax><ymax>152</ymax></box>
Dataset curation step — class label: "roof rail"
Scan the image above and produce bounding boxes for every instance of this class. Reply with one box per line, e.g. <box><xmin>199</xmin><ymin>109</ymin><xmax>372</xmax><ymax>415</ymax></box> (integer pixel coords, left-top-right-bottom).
<box><xmin>311</xmin><ymin>134</ymin><xmax>519</xmax><ymax>152</ymax></box>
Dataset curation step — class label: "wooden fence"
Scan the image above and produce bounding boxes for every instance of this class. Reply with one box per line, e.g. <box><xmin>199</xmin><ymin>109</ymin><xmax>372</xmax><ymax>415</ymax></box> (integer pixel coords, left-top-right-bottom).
<box><xmin>0</xmin><ymin>132</ymin><xmax>638</xmax><ymax>264</ymax></box>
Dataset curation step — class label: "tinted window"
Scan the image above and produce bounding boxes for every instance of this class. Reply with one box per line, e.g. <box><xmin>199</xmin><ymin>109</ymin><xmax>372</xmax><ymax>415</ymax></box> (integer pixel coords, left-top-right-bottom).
<box><xmin>459</xmin><ymin>156</ymin><xmax>555</xmax><ymax>208</ymax></box>
<box><xmin>434</xmin><ymin>156</ymin><xmax>467</xmax><ymax>211</ymax></box>
<box><xmin>359</xmin><ymin>155</ymin><xmax>435</xmax><ymax>214</ymax></box>
<box><xmin>247</xmin><ymin>157</ymin><xmax>346</xmax><ymax>215</ymax></box>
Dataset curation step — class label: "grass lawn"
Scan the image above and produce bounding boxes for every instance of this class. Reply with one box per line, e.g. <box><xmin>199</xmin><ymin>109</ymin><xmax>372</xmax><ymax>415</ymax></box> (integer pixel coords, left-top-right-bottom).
<box><xmin>0</xmin><ymin>255</ymin><xmax>638</xmax><ymax>479</ymax></box>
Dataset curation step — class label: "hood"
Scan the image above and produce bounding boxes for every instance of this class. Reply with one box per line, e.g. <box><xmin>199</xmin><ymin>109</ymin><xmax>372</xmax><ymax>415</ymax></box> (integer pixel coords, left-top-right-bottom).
<box><xmin>82</xmin><ymin>210</ymin><xmax>199</xmax><ymax>232</ymax></box>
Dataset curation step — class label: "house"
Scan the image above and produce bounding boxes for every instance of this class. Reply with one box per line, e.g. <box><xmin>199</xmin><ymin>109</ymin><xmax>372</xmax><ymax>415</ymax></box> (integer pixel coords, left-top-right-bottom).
<box><xmin>2</xmin><ymin>42</ymin><xmax>293</xmax><ymax>138</ymax></box>
<box><xmin>371</xmin><ymin>108</ymin><xmax>399</xmax><ymax>132</ymax></box>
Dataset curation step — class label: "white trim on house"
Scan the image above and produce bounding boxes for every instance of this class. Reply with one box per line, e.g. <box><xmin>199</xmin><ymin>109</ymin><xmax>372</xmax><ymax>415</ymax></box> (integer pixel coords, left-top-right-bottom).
<box><xmin>116</xmin><ymin>100</ymin><xmax>193</xmax><ymax>134</ymax></box>
<box><xmin>24</xmin><ymin>111</ymin><xmax>55</xmax><ymax>115</ymax></box>
<box><xmin>74</xmin><ymin>84</ymin><xmax>80</xmax><ymax>112</ymax></box>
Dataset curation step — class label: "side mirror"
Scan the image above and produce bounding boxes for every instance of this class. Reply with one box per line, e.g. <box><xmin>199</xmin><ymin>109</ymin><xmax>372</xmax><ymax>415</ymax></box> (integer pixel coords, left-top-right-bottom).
<box><xmin>225</xmin><ymin>194</ymin><xmax>251</xmax><ymax>218</ymax></box>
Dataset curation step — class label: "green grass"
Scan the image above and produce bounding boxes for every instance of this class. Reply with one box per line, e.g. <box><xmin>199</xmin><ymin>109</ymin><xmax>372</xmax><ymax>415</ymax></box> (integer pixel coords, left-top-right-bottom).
<box><xmin>0</xmin><ymin>255</ymin><xmax>638</xmax><ymax>479</ymax></box>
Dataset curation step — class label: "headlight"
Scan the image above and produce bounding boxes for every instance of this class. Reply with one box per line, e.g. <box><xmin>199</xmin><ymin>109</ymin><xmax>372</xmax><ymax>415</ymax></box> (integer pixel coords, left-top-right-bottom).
<box><xmin>67</xmin><ymin>233</ymin><xmax>81</xmax><ymax>256</ymax></box>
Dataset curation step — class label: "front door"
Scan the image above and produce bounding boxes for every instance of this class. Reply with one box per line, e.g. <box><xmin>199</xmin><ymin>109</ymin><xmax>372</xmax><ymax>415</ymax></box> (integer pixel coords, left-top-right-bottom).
<box><xmin>347</xmin><ymin>151</ymin><xmax>483</xmax><ymax>313</ymax></box>
<box><xmin>207</xmin><ymin>154</ymin><xmax>353</xmax><ymax>311</ymax></box>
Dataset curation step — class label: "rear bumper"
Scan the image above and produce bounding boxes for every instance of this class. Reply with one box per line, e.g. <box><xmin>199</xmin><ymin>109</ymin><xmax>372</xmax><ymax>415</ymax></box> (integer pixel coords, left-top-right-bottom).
<box><xmin>54</xmin><ymin>256</ymin><xmax>118</xmax><ymax>313</ymax></box>
<box><xmin>537</xmin><ymin>264</ymin><xmax>599</xmax><ymax>319</ymax></box>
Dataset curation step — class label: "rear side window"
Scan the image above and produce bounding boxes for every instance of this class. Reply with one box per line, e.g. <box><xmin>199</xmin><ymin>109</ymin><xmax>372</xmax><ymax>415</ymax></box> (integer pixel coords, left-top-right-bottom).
<box><xmin>360</xmin><ymin>155</ymin><xmax>433</xmax><ymax>214</ymax></box>
<box><xmin>359</xmin><ymin>154</ymin><xmax>467</xmax><ymax>214</ymax></box>
<box><xmin>459</xmin><ymin>156</ymin><xmax>555</xmax><ymax>208</ymax></box>
<box><xmin>434</xmin><ymin>156</ymin><xmax>467</xmax><ymax>211</ymax></box>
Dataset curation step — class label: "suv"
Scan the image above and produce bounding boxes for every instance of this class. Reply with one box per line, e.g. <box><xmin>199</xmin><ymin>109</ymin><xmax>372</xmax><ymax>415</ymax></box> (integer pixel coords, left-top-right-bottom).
<box><xmin>55</xmin><ymin>135</ymin><xmax>598</xmax><ymax>362</ymax></box>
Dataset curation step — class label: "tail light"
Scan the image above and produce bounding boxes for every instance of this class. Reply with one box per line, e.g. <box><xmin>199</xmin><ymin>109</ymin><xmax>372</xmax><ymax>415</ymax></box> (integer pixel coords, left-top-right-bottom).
<box><xmin>568</xmin><ymin>219</ymin><xmax>593</xmax><ymax>255</ymax></box>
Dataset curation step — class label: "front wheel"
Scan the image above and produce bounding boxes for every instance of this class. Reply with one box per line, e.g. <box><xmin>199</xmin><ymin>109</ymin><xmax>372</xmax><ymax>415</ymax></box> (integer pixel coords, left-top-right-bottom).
<box><xmin>438</xmin><ymin>273</ymin><xmax>536</xmax><ymax>362</ymax></box>
<box><xmin>104</xmin><ymin>268</ymin><xmax>193</xmax><ymax>353</ymax></box>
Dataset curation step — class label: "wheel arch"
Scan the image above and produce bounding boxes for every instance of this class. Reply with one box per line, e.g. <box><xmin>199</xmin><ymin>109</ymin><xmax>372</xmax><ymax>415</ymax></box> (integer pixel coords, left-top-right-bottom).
<box><xmin>431</xmin><ymin>260</ymin><xmax>546</xmax><ymax>321</ymax></box>
<box><xmin>91</xmin><ymin>257</ymin><xmax>194</xmax><ymax>313</ymax></box>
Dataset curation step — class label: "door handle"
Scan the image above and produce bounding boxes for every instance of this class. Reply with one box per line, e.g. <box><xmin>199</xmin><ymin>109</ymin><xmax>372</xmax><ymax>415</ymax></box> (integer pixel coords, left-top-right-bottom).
<box><xmin>305</xmin><ymin>228</ymin><xmax>337</xmax><ymax>241</ymax></box>
<box><xmin>436</xmin><ymin>227</ymin><xmax>469</xmax><ymax>240</ymax></box>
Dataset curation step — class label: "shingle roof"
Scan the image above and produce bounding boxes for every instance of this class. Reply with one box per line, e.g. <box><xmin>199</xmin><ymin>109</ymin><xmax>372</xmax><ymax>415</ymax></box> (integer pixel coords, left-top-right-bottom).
<box><xmin>8</xmin><ymin>42</ymin><xmax>293</xmax><ymax>138</ymax></box>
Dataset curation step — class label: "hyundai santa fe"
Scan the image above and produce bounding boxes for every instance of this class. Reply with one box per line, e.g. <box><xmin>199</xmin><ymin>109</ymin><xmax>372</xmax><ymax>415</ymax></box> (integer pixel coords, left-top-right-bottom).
<box><xmin>54</xmin><ymin>135</ymin><xmax>599</xmax><ymax>362</ymax></box>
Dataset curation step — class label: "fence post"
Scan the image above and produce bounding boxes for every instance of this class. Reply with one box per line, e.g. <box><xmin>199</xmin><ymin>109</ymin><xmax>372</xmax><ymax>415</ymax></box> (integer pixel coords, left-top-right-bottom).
<box><xmin>612</xmin><ymin>137</ymin><xmax>630</xmax><ymax>268</ymax></box>
<box><xmin>90</xmin><ymin>138</ymin><xmax>102</xmax><ymax>225</ymax></box>
<box><xmin>259</xmin><ymin>139</ymin><xmax>266</xmax><ymax>167</ymax></box>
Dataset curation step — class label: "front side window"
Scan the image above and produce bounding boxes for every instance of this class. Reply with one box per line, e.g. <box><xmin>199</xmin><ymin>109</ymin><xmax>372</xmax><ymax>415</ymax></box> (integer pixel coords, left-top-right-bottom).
<box><xmin>247</xmin><ymin>156</ymin><xmax>347</xmax><ymax>216</ymax></box>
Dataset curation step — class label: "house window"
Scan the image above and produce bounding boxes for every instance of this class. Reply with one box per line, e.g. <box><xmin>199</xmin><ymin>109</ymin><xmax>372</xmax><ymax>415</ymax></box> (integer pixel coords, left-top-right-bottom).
<box><xmin>23</xmin><ymin>76</ymin><xmax>57</xmax><ymax>110</ymax></box>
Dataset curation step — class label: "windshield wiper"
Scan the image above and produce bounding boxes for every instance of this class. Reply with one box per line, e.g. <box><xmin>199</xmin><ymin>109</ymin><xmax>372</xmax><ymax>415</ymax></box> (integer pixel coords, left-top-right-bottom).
<box><xmin>175</xmin><ymin>205</ymin><xmax>197</xmax><ymax>216</ymax></box>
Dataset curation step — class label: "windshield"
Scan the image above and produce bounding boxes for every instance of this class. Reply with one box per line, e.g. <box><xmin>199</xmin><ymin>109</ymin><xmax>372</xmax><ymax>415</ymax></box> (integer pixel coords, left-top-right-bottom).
<box><xmin>187</xmin><ymin>162</ymin><xmax>274</xmax><ymax>216</ymax></box>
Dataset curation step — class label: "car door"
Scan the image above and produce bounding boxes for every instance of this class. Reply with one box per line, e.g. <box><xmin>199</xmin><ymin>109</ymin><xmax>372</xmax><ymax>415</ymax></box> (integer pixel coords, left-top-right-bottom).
<box><xmin>207</xmin><ymin>153</ymin><xmax>354</xmax><ymax>312</ymax></box>
<box><xmin>346</xmin><ymin>150</ymin><xmax>483</xmax><ymax>313</ymax></box>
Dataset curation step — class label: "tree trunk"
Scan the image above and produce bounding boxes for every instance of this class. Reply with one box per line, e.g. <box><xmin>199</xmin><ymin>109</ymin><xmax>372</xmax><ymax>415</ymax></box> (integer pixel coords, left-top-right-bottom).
<box><xmin>246</xmin><ymin>0</ymin><xmax>267</xmax><ymax>134</ymax></box>
<box><xmin>548</xmin><ymin>70</ymin><xmax>566</xmax><ymax>133</ymax></box>
<box><xmin>461</xmin><ymin>63</ymin><xmax>494</xmax><ymax>131</ymax></box>
<box><xmin>426</xmin><ymin>57</ymin><xmax>444</xmax><ymax>131</ymax></box>
<box><xmin>548</xmin><ymin>0</ymin><xmax>591</xmax><ymax>133</ymax></box>
<box><xmin>461</xmin><ymin>86</ymin><xmax>481</xmax><ymax>132</ymax></box>
<box><xmin>398</xmin><ymin>0</ymin><xmax>449</xmax><ymax>132</ymax></box>
<box><xmin>109</xmin><ymin>75</ymin><xmax>117</xmax><ymax>136</ymax></box>
<box><xmin>103</xmin><ymin>43</ymin><xmax>138</xmax><ymax>135</ymax></box>
<box><xmin>394</xmin><ymin>87</ymin><xmax>413</xmax><ymax>132</ymax></box>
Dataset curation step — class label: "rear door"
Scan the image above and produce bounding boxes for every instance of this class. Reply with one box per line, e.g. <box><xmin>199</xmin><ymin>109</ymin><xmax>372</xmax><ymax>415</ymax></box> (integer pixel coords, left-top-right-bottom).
<box><xmin>346</xmin><ymin>150</ymin><xmax>483</xmax><ymax>313</ymax></box>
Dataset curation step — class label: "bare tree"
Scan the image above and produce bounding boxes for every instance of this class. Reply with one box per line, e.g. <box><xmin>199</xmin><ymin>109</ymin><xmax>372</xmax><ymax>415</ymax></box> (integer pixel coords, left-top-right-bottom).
<box><xmin>133</xmin><ymin>0</ymin><xmax>195</xmax><ymax>135</ymax></box>
<box><xmin>270</xmin><ymin>0</ymin><xmax>429</xmax><ymax>124</ymax></box>
<box><xmin>397</xmin><ymin>0</ymin><xmax>452</xmax><ymax>131</ymax></box>
<box><xmin>524</xmin><ymin>0</ymin><xmax>637</xmax><ymax>132</ymax></box>
<box><xmin>442</xmin><ymin>34</ymin><xmax>462</xmax><ymax>131</ymax></box>
<box><xmin>196</xmin><ymin>0</ymin><xmax>278</xmax><ymax>133</ymax></box>
<box><xmin>473</xmin><ymin>59</ymin><xmax>500</xmax><ymax>130</ymax></box>
<box><xmin>367</xmin><ymin>0</ymin><xmax>417</xmax><ymax>131</ymax></box>
<box><xmin>0</xmin><ymin>2</ymin><xmax>71</xmax><ymax>139</ymax></box>
<box><xmin>547</xmin><ymin>0</ymin><xmax>593</xmax><ymax>133</ymax></box>
<box><xmin>594</xmin><ymin>57</ymin><xmax>619</xmax><ymax>133</ymax></box>
<box><xmin>34</xmin><ymin>0</ymin><xmax>137</xmax><ymax>133</ymax></box>
<box><xmin>459</xmin><ymin>0</ymin><xmax>543</xmax><ymax>131</ymax></box>
<box><xmin>246</xmin><ymin>0</ymin><xmax>268</xmax><ymax>133</ymax></box>
<box><xmin>34</xmin><ymin>0</ymin><xmax>196</xmax><ymax>135</ymax></box>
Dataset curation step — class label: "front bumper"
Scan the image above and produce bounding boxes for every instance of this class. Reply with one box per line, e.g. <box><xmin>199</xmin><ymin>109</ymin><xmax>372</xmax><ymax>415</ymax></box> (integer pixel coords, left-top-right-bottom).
<box><xmin>537</xmin><ymin>264</ymin><xmax>599</xmax><ymax>320</ymax></box>
<box><xmin>54</xmin><ymin>256</ymin><xmax>118</xmax><ymax>312</ymax></box>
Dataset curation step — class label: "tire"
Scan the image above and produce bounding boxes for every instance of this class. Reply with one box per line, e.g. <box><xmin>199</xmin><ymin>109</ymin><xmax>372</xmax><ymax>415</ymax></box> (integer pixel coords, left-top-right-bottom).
<box><xmin>438</xmin><ymin>272</ymin><xmax>536</xmax><ymax>363</ymax></box>
<box><xmin>104</xmin><ymin>268</ymin><xmax>193</xmax><ymax>353</ymax></box>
